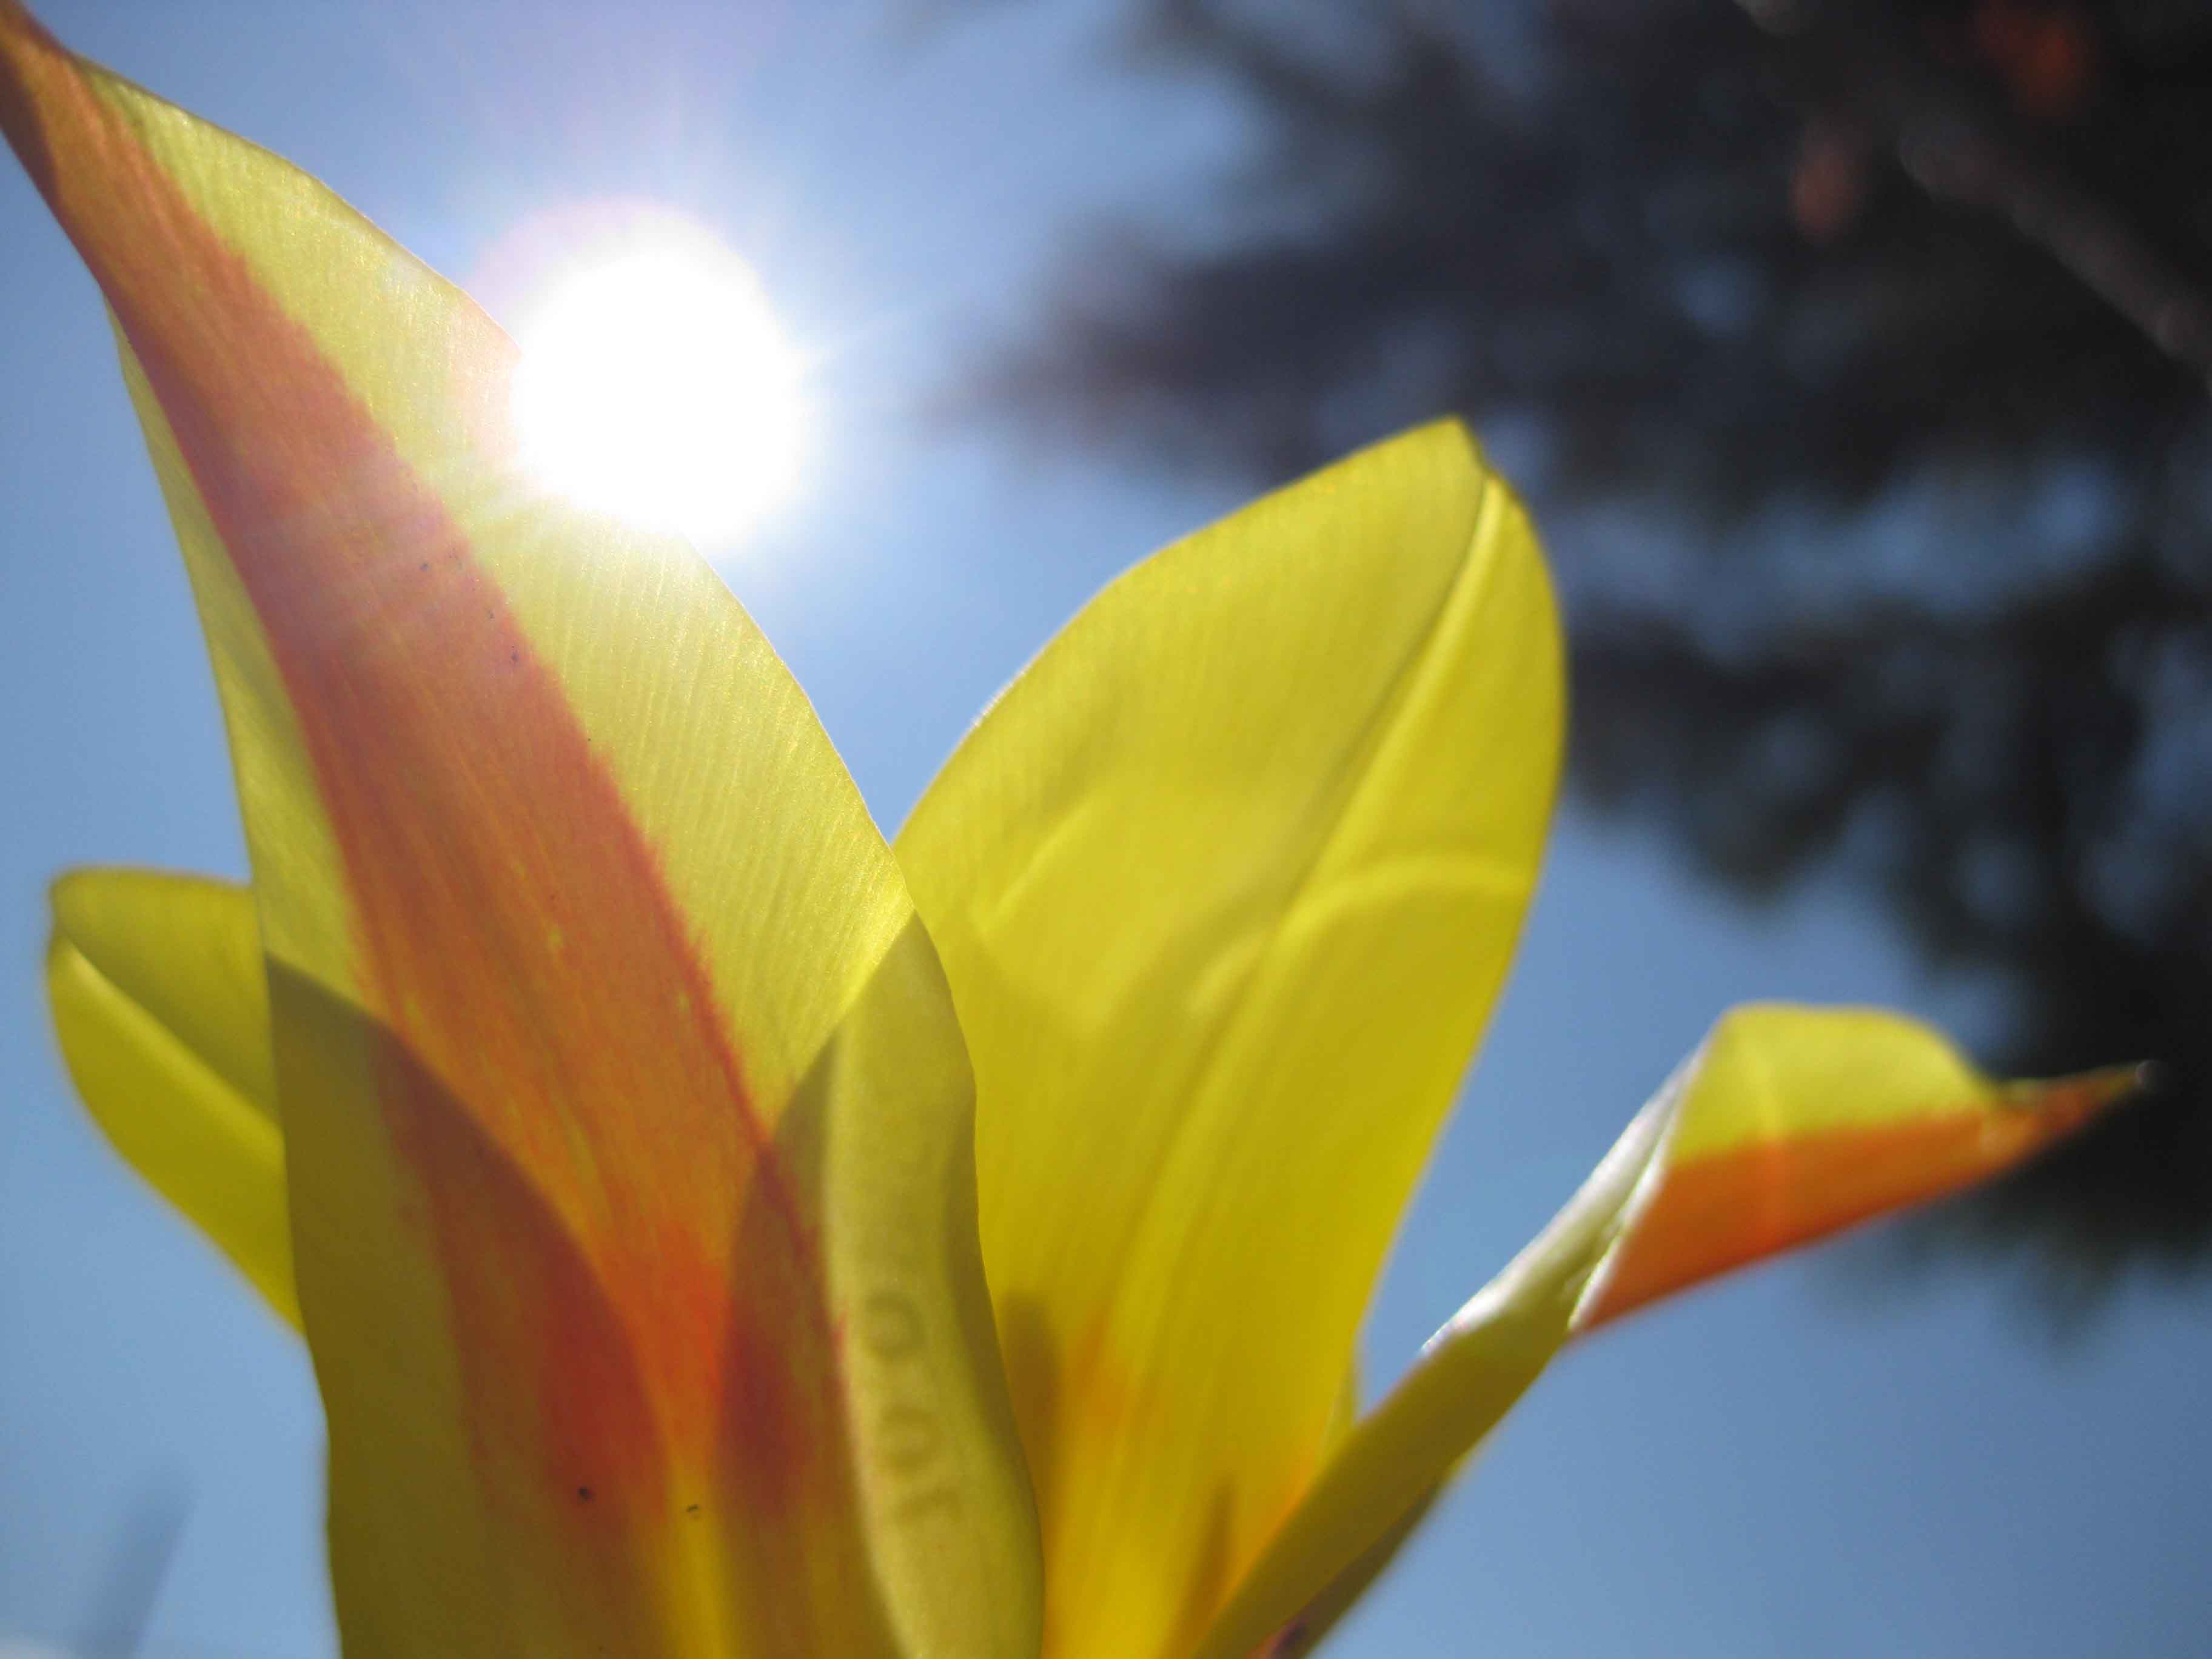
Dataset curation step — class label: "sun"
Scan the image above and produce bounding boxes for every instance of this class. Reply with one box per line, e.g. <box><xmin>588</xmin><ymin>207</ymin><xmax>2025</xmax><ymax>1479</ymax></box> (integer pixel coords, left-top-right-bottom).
<box><xmin>509</xmin><ymin>220</ymin><xmax>805</xmax><ymax>547</ymax></box>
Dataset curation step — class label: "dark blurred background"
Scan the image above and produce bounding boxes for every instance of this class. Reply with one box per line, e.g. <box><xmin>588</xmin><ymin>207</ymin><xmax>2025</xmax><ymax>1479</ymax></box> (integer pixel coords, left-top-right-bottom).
<box><xmin>959</xmin><ymin>0</ymin><xmax>2212</xmax><ymax>1312</ymax></box>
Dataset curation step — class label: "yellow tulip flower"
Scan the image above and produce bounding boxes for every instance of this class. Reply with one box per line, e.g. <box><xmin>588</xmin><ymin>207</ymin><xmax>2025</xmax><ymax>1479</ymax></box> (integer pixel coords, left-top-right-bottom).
<box><xmin>2</xmin><ymin>5</ymin><xmax>2131</xmax><ymax>1656</ymax></box>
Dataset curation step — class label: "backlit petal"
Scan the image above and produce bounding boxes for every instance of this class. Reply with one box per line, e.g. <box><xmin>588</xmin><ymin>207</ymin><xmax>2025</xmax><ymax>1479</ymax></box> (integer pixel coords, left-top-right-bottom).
<box><xmin>1</xmin><ymin>9</ymin><xmax>1039</xmax><ymax>1656</ymax></box>
<box><xmin>45</xmin><ymin>868</ymin><xmax>296</xmax><ymax>1327</ymax></box>
<box><xmin>896</xmin><ymin>422</ymin><xmax>1562</xmax><ymax>1659</ymax></box>
<box><xmin>1193</xmin><ymin>1006</ymin><xmax>2135</xmax><ymax>1659</ymax></box>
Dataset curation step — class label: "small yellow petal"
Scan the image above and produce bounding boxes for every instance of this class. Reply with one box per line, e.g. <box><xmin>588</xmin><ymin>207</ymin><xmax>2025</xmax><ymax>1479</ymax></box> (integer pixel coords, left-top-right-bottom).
<box><xmin>46</xmin><ymin>868</ymin><xmax>296</xmax><ymax>1328</ymax></box>
<box><xmin>1577</xmin><ymin>1004</ymin><xmax>2131</xmax><ymax>1329</ymax></box>
<box><xmin>1194</xmin><ymin>1006</ymin><xmax>2133</xmax><ymax>1659</ymax></box>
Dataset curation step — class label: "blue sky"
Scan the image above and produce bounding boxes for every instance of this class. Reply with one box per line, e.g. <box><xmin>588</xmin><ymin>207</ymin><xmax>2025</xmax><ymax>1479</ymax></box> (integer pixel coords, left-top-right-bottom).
<box><xmin>1</xmin><ymin>3</ymin><xmax>2207</xmax><ymax>1655</ymax></box>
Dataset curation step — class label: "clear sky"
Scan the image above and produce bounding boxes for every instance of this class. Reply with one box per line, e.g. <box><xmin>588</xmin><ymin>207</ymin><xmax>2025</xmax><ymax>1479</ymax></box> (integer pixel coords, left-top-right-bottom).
<box><xmin>1</xmin><ymin>3</ymin><xmax>2206</xmax><ymax>1655</ymax></box>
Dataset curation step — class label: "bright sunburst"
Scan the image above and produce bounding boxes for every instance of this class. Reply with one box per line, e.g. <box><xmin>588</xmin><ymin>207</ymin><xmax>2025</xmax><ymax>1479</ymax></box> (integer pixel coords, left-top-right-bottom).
<box><xmin>511</xmin><ymin>220</ymin><xmax>804</xmax><ymax>546</ymax></box>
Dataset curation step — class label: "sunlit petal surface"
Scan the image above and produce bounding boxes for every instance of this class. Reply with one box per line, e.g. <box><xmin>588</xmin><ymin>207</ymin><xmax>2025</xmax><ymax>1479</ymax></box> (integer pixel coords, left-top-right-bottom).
<box><xmin>1195</xmin><ymin>1007</ymin><xmax>2135</xmax><ymax>1659</ymax></box>
<box><xmin>0</xmin><ymin>7</ymin><xmax>1037</xmax><ymax>1655</ymax></box>
<box><xmin>898</xmin><ymin>421</ymin><xmax>1563</xmax><ymax>1659</ymax></box>
<box><xmin>45</xmin><ymin>869</ymin><xmax>295</xmax><ymax>1330</ymax></box>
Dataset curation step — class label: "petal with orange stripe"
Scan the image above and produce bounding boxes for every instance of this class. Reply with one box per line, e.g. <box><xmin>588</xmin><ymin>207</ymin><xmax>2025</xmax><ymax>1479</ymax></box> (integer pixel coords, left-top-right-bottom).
<box><xmin>1191</xmin><ymin>1006</ymin><xmax>2136</xmax><ymax>1659</ymax></box>
<box><xmin>0</xmin><ymin>8</ymin><xmax>1039</xmax><ymax>1657</ymax></box>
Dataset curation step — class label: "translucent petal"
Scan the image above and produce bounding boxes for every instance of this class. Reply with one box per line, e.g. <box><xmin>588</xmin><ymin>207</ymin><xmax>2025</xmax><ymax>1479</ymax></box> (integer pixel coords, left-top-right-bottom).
<box><xmin>46</xmin><ymin>868</ymin><xmax>295</xmax><ymax>1327</ymax></box>
<box><xmin>1195</xmin><ymin>1006</ymin><xmax>2135</xmax><ymax>1659</ymax></box>
<box><xmin>897</xmin><ymin>422</ymin><xmax>1562</xmax><ymax>1658</ymax></box>
<box><xmin>2</xmin><ymin>9</ymin><xmax>1039</xmax><ymax>1653</ymax></box>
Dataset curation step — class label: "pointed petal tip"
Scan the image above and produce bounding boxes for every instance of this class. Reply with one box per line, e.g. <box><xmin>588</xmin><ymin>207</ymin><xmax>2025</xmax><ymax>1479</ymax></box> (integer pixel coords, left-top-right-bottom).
<box><xmin>1999</xmin><ymin>1059</ymin><xmax>2145</xmax><ymax>1141</ymax></box>
<box><xmin>2084</xmin><ymin>1058</ymin><xmax>2155</xmax><ymax>1107</ymax></box>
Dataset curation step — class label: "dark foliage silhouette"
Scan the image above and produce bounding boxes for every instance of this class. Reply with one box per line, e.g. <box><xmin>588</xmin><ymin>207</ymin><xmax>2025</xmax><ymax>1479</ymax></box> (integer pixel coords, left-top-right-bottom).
<box><xmin>970</xmin><ymin>0</ymin><xmax>2212</xmax><ymax>1303</ymax></box>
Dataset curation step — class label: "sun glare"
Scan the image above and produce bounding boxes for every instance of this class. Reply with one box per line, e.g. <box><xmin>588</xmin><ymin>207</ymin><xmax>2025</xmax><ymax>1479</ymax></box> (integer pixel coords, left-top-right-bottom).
<box><xmin>510</xmin><ymin>223</ymin><xmax>804</xmax><ymax>546</ymax></box>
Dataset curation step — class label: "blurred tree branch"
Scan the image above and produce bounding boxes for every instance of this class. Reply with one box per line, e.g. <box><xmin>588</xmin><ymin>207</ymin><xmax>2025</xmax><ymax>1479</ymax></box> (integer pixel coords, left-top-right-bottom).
<box><xmin>1734</xmin><ymin>0</ymin><xmax>2212</xmax><ymax>382</ymax></box>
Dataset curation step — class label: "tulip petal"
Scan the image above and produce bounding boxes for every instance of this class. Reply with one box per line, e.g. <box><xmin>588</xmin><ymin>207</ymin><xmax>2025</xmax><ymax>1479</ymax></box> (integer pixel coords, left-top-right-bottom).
<box><xmin>896</xmin><ymin>421</ymin><xmax>1563</xmax><ymax>1659</ymax></box>
<box><xmin>45</xmin><ymin>867</ymin><xmax>297</xmax><ymax>1327</ymax></box>
<box><xmin>1193</xmin><ymin>1006</ymin><xmax>2136</xmax><ymax>1659</ymax></box>
<box><xmin>2</xmin><ymin>10</ymin><xmax>1039</xmax><ymax>1657</ymax></box>
<box><xmin>1572</xmin><ymin>1005</ymin><xmax>2130</xmax><ymax>1329</ymax></box>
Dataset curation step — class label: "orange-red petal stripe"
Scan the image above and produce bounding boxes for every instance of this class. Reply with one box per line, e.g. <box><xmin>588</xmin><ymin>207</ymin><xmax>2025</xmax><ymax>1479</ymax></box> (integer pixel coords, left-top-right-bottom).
<box><xmin>2</xmin><ymin>9</ymin><xmax>884</xmax><ymax>1648</ymax></box>
<box><xmin>1577</xmin><ymin>1070</ymin><xmax>2128</xmax><ymax>1330</ymax></box>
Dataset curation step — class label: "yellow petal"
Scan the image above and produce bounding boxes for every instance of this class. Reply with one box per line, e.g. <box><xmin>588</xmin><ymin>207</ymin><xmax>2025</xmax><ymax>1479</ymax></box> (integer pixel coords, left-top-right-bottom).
<box><xmin>896</xmin><ymin>421</ymin><xmax>1563</xmax><ymax>1659</ymax></box>
<box><xmin>1</xmin><ymin>9</ymin><xmax>1038</xmax><ymax>1656</ymax></box>
<box><xmin>1574</xmin><ymin>1004</ymin><xmax>2128</xmax><ymax>1329</ymax></box>
<box><xmin>45</xmin><ymin>867</ymin><xmax>297</xmax><ymax>1328</ymax></box>
<box><xmin>1193</xmin><ymin>1006</ymin><xmax>2135</xmax><ymax>1659</ymax></box>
